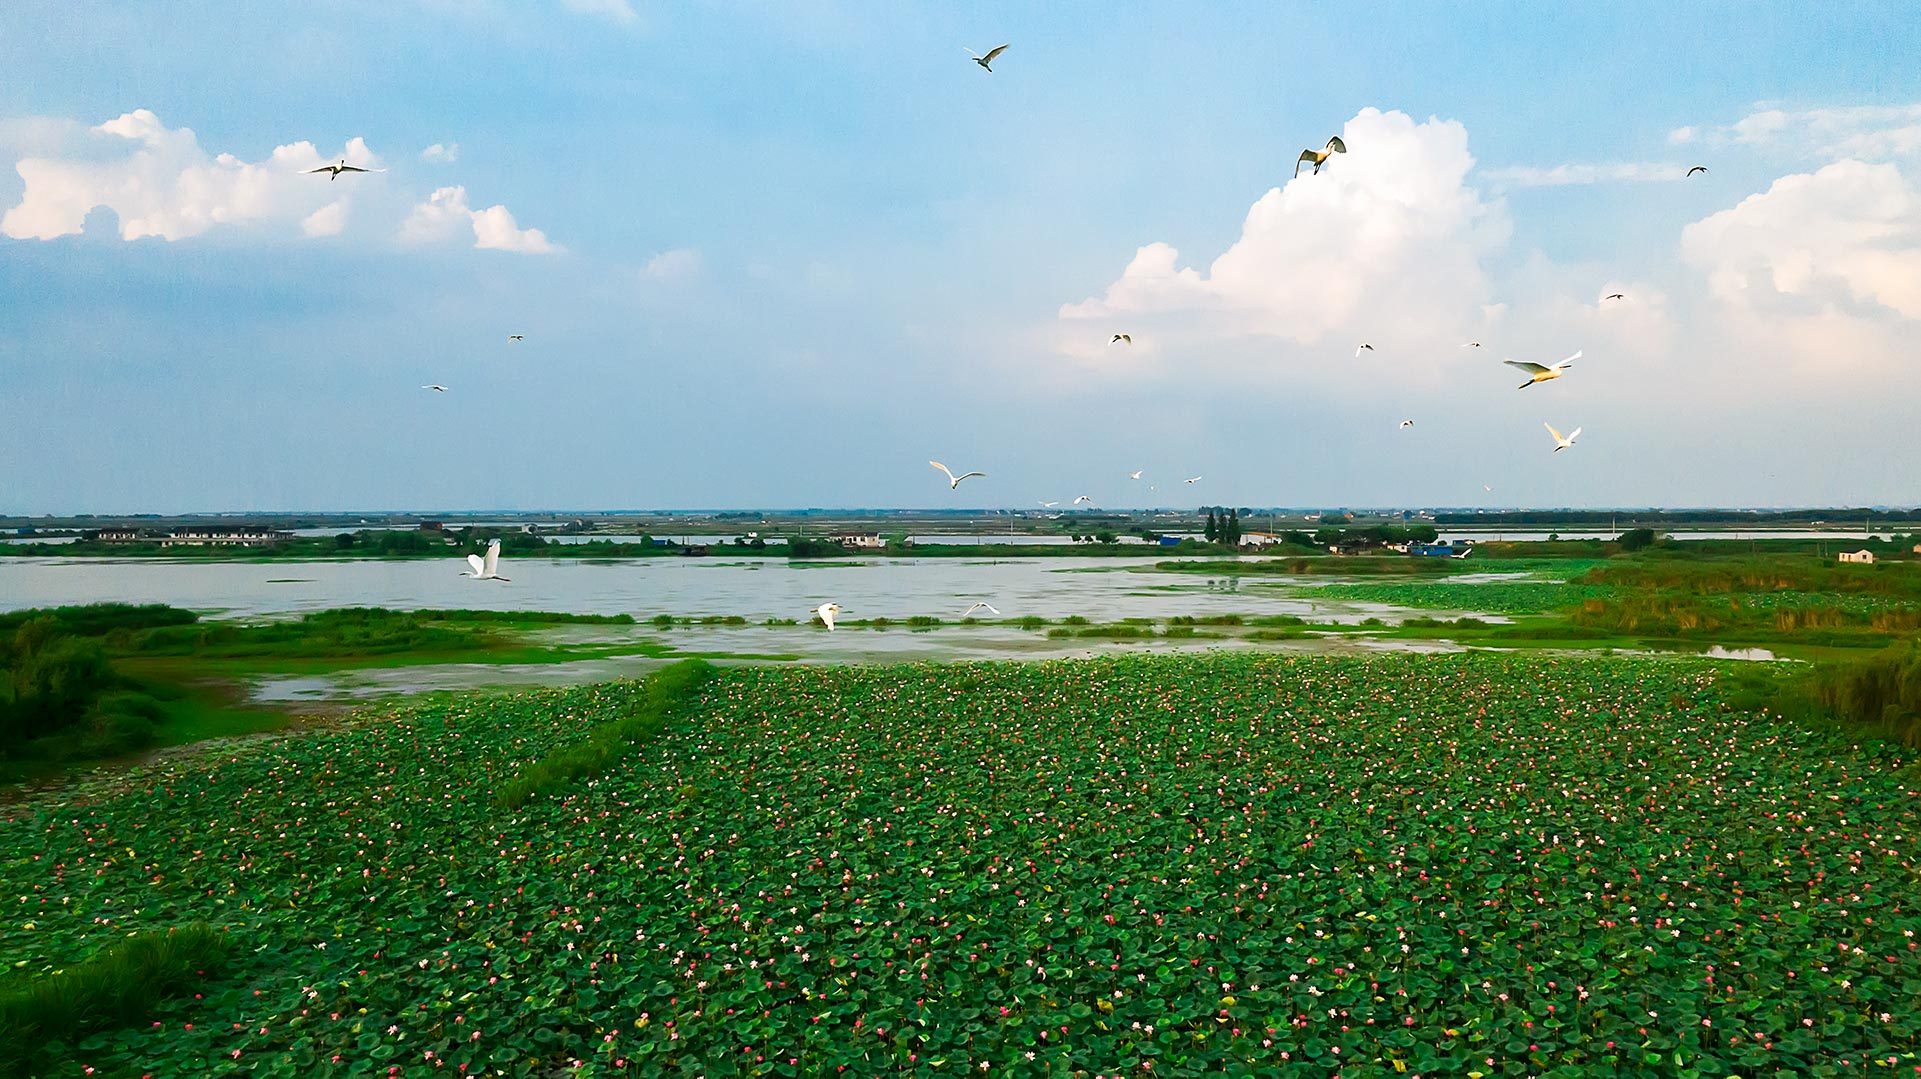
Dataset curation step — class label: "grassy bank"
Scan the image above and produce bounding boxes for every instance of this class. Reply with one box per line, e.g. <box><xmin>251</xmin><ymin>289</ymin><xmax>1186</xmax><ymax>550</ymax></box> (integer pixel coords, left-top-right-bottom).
<box><xmin>0</xmin><ymin>925</ymin><xmax>229</xmax><ymax>1073</ymax></box>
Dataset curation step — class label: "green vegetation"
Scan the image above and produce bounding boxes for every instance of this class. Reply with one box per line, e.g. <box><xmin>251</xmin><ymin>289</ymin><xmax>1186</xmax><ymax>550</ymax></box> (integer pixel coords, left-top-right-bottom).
<box><xmin>495</xmin><ymin>659</ymin><xmax>715</xmax><ymax>808</ymax></box>
<box><xmin>1800</xmin><ymin>641</ymin><xmax>1921</xmax><ymax>749</ymax></box>
<box><xmin>0</xmin><ymin>605</ymin><xmax>660</xmax><ymax>778</ymax></box>
<box><xmin>2</xmin><ymin>653</ymin><xmax>1916</xmax><ymax>1074</ymax></box>
<box><xmin>0</xmin><ymin>924</ymin><xmax>230</xmax><ymax>1073</ymax></box>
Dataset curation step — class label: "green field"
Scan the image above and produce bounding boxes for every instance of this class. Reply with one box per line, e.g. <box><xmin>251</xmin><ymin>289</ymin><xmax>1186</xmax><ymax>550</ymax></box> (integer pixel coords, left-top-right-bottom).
<box><xmin>3</xmin><ymin>653</ymin><xmax>1917</xmax><ymax>1075</ymax></box>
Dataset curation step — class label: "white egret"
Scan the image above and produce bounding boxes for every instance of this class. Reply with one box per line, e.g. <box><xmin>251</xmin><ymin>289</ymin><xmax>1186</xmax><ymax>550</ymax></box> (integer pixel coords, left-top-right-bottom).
<box><xmin>1545</xmin><ymin>422</ymin><xmax>1582</xmax><ymax>452</ymax></box>
<box><xmin>460</xmin><ymin>539</ymin><xmax>510</xmax><ymax>581</ymax></box>
<box><xmin>966</xmin><ymin>44</ymin><xmax>1009</xmax><ymax>72</ymax></box>
<box><xmin>1184</xmin><ymin>476</ymin><xmax>1202</xmax><ymax>484</ymax></box>
<box><xmin>1503</xmin><ymin>350</ymin><xmax>1580</xmax><ymax>389</ymax></box>
<box><xmin>1355</xmin><ymin>343</ymin><xmax>1374</xmax><ymax>357</ymax></box>
<box><xmin>1072</xmin><ymin>495</ymin><xmax>1094</xmax><ymax>506</ymax></box>
<box><xmin>422</xmin><ymin>384</ymin><xmax>448</xmax><ymax>392</ymax></box>
<box><xmin>815</xmin><ymin>602</ymin><xmax>843</xmax><ymax>630</ymax></box>
<box><xmin>929</xmin><ymin>460</ymin><xmax>986</xmax><ymax>489</ymax></box>
<box><xmin>307</xmin><ymin>158</ymin><xmax>383</xmax><ymax>181</ymax></box>
<box><xmin>962</xmin><ymin>602</ymin><xmax>1000</xmax><ymax>618</ymax></box>
<box><xmin>1128</xmin><ymin>470</ymin><xmax>1143</xmax><ymax>480</ymax></box>
<box><xmin>1295</xmin><ymin>136</ymin><xmax>1347</xmax><ymax>178</ymax></box>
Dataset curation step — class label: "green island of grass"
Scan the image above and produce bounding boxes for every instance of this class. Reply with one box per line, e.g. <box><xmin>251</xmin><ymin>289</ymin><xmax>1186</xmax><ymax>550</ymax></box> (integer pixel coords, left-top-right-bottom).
<box><xmin>1</xmin><ymin>652</ymin><xmax>1917</xmax><ymax>1074</ymax></box>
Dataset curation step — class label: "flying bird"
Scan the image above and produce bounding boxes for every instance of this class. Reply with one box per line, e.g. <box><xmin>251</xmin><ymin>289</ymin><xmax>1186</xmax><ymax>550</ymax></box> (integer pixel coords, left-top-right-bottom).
<box><xmin>1111</xmin><ymin>334</ymin><xmax>1131</xmax><ymax>345</ymax></box>
<box><xmin>1503</xmin><ymin>350</ymin><xmax>1580</xmax><ymax>389</ymax></box>
<box><xmin>1602</xmin><ymin>293</ymin><xmax>1625</xmax><ymax>301</ymax></box>
<box><xmin>962</xmin><ymin>602</ymin><xmax>1001</xmax><ymax>618</ymax></box>
<box><xmin>967</xmin><ymin>44</ymin><xmax>1009</xmax><ymax>72</ymax></box>
<box><xmin>1545</xmin><ymin>422</ymin><xmax>1582</xmax><ymax>453</ymax></box>
<box><xmin>1355</xmin><ymin>343</ymin><xmax>1375</xmax><ymax>357</ymax></box>
<box><xmin>507</xmin><ymin>334</ymin><xmax>524</xmax><ymax>342</ymax></box>
<box><xmin>815</xmin><ymin>602</ymin><xmax>843</xmax><ymax>630</ymax></box>
<box><xmin>1184</xmin><ymin>476</ymin><xmax>1202</xmax><ymax>484</ymax></box>
<box><xmin>929</xmin><ymin>460</ymin><xmax>986</xmax><ymax>489</ymax></box>
<box><xmin>307</xmin><ymin>158</ymin><xmax>382</xmax><ymax>181</ymax></box>
<box><xmin>1461</xmin><ymin>342</ymin><xmax>1482</xmax><ymax>348</ymax></box>
<box><xmin>1295</xmin><ymin>136</ymin><xmax>1347</xmax><ymax>178</ymax></box>
<box><xmin>460</xmin><ymin>539</ymin><xmax>510</xmax><ymax>582</ymax></box>
<box><xmin>1399</xmin><ymin>419</ymin><xmax>1416</xmax><ymax>429</ymax></box>
<box><xmin>1072</xmin><ymin>495</ymin><xmax>1094</xmax><ymax>506</ymax></box>
<box><xmin>422</xmin><ymin>384</ymin><xmax>448</xmax><ymax>392</ymax></box>
<box><xmin>1038</xmin><ymin>500</ymin><xmax>1059</xmax><ymax>508</ymax></box>
<box><xmin>1686</xmin><ymin>165</ymin><xmax>1708</xmax><ymax>177</ymax></box>
<box><xmin>1128</xmin><ymin>470</ymin><xmax>1144</xmax><ymax>480</ymax></box>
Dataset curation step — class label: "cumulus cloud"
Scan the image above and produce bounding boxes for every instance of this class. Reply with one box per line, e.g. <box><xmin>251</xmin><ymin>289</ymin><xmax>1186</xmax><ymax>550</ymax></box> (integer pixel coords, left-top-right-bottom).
<box><xmin>1480</xmin><ymin>162</ymin><xmax>1683</xmax><ymax>188</ymax></box>
<box><xmin>1059</xmin><ymin>108</ymin><xmax>1508</xmax><ymax>361</ymax></box>
<box><xmin>419</xmin><ymin>142</ymin><xmax>460</xmax><ymax>163</ymax></box>
<box><xmin>560</xmin><ymin>0</ymin><xmax>637</xmax><ymax>22</ymax></box>
<box><xmin>401</xmin><ymin>185</ymin><xmax>560</xmax><ymax>253</ymax></box>
<box><xmin>642</xmin><ymin>247</ymin><xmax>701</xmax><ymax>279</ymax></box>
<box><xmin>1698</xmin><ymin>102</ymin><xmax>1921</xmax><ymax>160</ymax></box>
<box><xmin>302</xmin><ymin>200</ymin><xmax>348</xmax><ymax>237</ymax></box>
<box><xmin>1681</xmin><ymin>159</ymin><xmax>1921</xmax><ymax>320</ymax></box>
<box><xmin>1</xmin><ymin>109</ymin><xmax>378</xmax><ymax>241</ymax></box>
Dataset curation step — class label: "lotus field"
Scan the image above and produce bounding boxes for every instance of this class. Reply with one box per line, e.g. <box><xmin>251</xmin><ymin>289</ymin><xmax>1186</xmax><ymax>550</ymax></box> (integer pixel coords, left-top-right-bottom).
<box><xmin>4</xmin><ymin>653</ymin><xmax>1920</xmax><ymax>1076</ymax></box>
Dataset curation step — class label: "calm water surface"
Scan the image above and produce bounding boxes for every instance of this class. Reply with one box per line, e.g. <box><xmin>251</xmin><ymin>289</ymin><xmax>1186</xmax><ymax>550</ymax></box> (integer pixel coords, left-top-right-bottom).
<box><xmin>0</xmin><ymin>555</ymin><xmax>1444</xmax><ymax>624</ymax></box>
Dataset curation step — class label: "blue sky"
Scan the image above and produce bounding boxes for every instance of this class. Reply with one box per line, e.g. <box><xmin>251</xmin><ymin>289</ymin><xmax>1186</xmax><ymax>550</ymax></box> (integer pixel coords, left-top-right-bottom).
<box><xmin>3</xmin><ymin>2</ymin><xmax>1919</xmax><ymax>513</ymax></box>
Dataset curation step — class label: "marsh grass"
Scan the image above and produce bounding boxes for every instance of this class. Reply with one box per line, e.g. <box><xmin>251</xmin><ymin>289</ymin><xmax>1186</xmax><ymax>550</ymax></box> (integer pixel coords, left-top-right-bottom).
<box><xmin>495</xmin><ymin>660</ymin><xmax>716</xmax><ymax>808</ymax></box>
<box><xmin>0</xmin><ymin>923</ymin><xmax>228</xmax><ymax>1070</ymax></box>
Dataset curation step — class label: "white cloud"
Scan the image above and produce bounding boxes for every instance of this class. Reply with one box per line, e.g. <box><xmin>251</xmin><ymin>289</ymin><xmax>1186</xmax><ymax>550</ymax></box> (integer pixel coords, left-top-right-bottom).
<box><xmin>1681</xmin><ymin>159</ymin><xmax>1921</xmax><ymax>320</ymax></box>
<box><xmin>1</xmin><ymin>109</ymin><xmax>379</xmax><ymax>242</ymax></box>
<box><xmin>642</xmin><ymin>247</ymin><xmax>701</xmax><ymax>279</ymax></box>
<box><xmin>1667</xmin><ymin>126</ymin><xmax>1697</xmax><ymax>146</ymax></box>
<box><xmin>401</xmin><ymin>185</ymin><xmax>560</xmax><ymax>253</ymax></box>
<box><xmin>420</xmin><ymin>142</ymin><xmax>460</xmax><ymax>164</ymax></box>
<box><xmin>1058</xmin><ymin>108</ymin><xmax>1508</xmax><ymax>363</ymax></box>
<box><xmin>560</xmin><ymin>0</ymin><xmax>637</xmax><ymax>22</ymax></box>
<box><xmin>1701</xmin><ymin>102</ymin><xmax>1921</xmax><ymax>160</ymax></box>
<box><xmin>1481</xmin><ymin>162</ymin><xmax>1684</xmax><ymax>188</ymax></box>
<box><xmin>302</xmin><ymin>200</ymin><xmax>348</xmax><ymax>237</ymax></box>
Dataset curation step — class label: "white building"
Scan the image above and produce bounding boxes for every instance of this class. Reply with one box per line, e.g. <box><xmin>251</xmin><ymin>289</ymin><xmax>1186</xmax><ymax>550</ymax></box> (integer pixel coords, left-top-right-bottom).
<box><xmin>833</xmin><ymin>533</ymin><xmax>884</xmax><ymax>550</ymax></box>
<box><xmin>1838</xmin><ymin>549</ymin><xmax>1876</xmax><ymax>564</ymax></box>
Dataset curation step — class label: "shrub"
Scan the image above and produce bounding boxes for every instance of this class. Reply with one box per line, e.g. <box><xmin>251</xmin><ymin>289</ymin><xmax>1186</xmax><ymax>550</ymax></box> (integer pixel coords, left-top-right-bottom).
<box><xmin>0</xmin><ymin>923</ymin><xmax>229</xmax><ymax>1072</ymax></box>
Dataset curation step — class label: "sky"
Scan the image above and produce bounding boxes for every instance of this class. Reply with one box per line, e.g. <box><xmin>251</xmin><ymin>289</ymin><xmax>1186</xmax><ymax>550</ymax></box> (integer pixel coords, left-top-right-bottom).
<box><xmin>2</xmin><ymin>1</ymin><xmax>1919</xmax><ymax>514</ymax></box>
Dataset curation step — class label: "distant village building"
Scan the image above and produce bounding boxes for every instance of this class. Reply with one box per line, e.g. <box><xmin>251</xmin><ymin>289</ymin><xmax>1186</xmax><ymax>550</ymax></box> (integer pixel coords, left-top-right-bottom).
<box><xmin>833</xmin><ymin>533</ymin><xmax>884</xmax><ymax>550</ymax></box>
<box><xmin>1838</xmin><ymin>549</ymin><xmax>1876</xmax><ymax>564</ymax></box>
<box><xmin>1238</xmin><ymin>531</ymin><xmax>1281</xmax><ymax>549</ymax></box>
<box><xmin>90</xmin><ymin>528</ymin><xmax>147</xmax><ymax>543</ymax></box>
<box><xmin>159</xmin><ymin>526</ymin><xmax>292</xmax><ymax>548</ymax></box>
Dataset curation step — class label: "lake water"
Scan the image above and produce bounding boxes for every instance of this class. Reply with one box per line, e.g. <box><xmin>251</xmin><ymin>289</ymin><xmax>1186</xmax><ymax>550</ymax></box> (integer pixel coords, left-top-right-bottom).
<box><xmin>0</xmin><ymin>554</ymin><xmax>1438</xmax><ymax>624</ymax></box>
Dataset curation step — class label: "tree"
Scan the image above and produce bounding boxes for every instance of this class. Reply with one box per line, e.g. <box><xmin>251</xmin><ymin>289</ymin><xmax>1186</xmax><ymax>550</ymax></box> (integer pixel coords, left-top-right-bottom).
<box><xmin>1618</xmin><ymin>527</ymin><xmax>1658</xmax><ymax>552</ymax></box>
<box><xmin>1227</xmin><ymin>509</ymin><xmax>1242</xmax><ymax>546</ymax></box>
<box><xmin>1204</xmin><ymin>509</ymin><xmax>1219</xmax><ymax>543</ymax></box>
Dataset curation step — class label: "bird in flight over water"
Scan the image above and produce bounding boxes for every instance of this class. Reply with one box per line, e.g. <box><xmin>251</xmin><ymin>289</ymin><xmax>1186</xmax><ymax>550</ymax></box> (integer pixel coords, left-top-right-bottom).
<box><xmin>1296</xmin><ymin>136</ymin><xmax>1347</xmax><ymax>178</ymax></box>
<box><xmin>460</xmin><ymin>539</ymin><xmax>510</xmax><ymax>582</ymax></box>
<box><xmin>967</xmin><ymin>44</ymin><xmax>1009</xmax><ymax>72</ymax></box>
<box><xmin>815</xmin><ymin>602</ymin><xmax>842</xmax><ymax>630</ymax></box>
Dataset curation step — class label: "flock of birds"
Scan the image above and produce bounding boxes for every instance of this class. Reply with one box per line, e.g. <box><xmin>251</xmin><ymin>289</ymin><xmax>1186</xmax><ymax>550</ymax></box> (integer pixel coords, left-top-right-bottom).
<box><xmin>322</xmin><ymin>42</ymin><xmax>1716</xmax><ymax>628</ymax></box>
